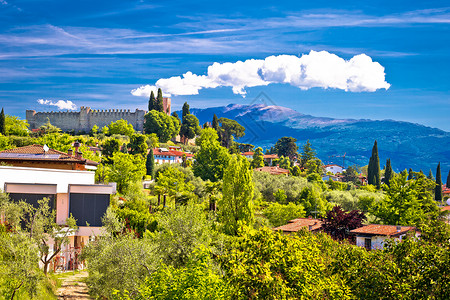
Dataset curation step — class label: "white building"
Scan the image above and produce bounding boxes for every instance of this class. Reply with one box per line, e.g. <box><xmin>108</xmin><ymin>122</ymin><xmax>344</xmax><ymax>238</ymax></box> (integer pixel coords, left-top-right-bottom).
<box><xmin>0</xmin><ymin>165</ymin><xmax>114</xmax><ymax>270</ymax></box>
<box><xmin>153</xmin><ymin>147</ymin><xmax>193</xmax><ymax>164</ymax></box>
<box><xmin>350</xmin><ymin>224</ymin><xmax>418</xmax><ymax>250</ymax></box>
<box><xmin>324</xmin><ymin>164</ymin><xmax>345</xmax><ymax>175</ymax></box>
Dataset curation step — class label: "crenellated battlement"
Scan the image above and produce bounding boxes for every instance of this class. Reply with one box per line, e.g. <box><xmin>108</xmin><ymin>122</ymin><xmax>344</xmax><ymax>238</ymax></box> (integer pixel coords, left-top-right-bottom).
<box><xmin>26</xmin><ymin>106</ymin><xmax>147</xmax><ymax>132</ymax></box>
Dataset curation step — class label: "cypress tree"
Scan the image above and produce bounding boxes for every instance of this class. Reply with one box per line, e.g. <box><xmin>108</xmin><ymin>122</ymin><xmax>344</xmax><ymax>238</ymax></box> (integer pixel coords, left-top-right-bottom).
<box><xmin>156</xmin><ymin>88</ymin><xmax>164</xmax><ymax>112</ymax></box>
<box><xmin>146</xmin><ymin>149</ymin><xmax>155</xmax><ymax>178</ymax></box>
<box><xmin>212</xmin><ymin>114</ymin><xmax>219</xmax><ymax>130</ymax></box>
<box><xmin>435</xmin><ymin>162</ymin><xmax>443</xmax><ymax>201</ymax></box>
<box><xmin>368</xmin><ymin>140</ymin><xmax>381</xmax><ymax>188</ymax></box>
<box><xmin>182</xmin><ymin>102</ymin><xmax>190</xmax><ymax>119</ymax></box>
<box><xmin>0</xmin><ymin>108</ymin><xmax>5</xmax><ymax>135</ymax></box>
<box><xmin>171</xmin><ymin>111</ymin><xmax>180</xmax><ymax>121</ymax></box>
<box><xmin>428</xmin><ymin>169</ymin><xmax>435</xmax><ymax>181</ymax></box>
<box><xmin>447</xmin><ymin>170</ymin><xmax>450</xmax><ymax>188</ymax></box>
<box><xmin>148</xmin><ymin>91</ymin><xmax>156</xmax><ymax>111</ymax></box>
<box><xmin>408</xmin><ymin>168</ymin><xmax>414</xmax><ymax>180</ymax></box>
<box><xmin>384</xmin><ymin>158</ymin><xmax>393</xmax><ymax>187</ymax></box>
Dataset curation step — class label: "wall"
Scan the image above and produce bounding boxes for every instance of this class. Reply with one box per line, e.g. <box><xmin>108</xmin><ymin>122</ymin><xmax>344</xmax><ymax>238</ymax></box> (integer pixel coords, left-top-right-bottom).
<box><xmin>0</xmin><ymin>166</ymin><xmax>95</xmax><ymax>193</ymax></box>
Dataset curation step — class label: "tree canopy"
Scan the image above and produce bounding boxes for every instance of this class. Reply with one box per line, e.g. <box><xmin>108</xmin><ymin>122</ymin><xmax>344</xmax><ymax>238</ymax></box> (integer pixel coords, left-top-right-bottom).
<box><xmin>274</xmin><ymin>137</ymin><xmax>298</xmax><ymax>160</ymax></box>
<box><xmin>144</xmin><ymin>110</ymin><xmax>180</xmax><ymax>142</ymax></box>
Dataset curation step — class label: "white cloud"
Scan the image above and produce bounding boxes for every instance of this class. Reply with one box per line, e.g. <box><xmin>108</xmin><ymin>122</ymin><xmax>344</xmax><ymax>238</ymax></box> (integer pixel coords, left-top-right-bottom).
<box><xmin>131</xmin><ymin>51</ymin><xmax>390</xmax><ymax>97</ymax></box>
<box><xmin>130</xmin><ymin>85</ymin><xmax>172</xmax><ymax>97</ymax></box>
<box><xmin>37</xmin><ymin>99</ymin><xmax>77</xmax><ymax>110</ymax></box>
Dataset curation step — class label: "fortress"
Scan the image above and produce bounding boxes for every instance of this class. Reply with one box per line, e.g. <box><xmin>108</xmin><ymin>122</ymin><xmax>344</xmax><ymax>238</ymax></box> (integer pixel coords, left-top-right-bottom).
<box><xmin>26</xmin><ymin>98</ymin><xmax>171</xmax><ymax>133</ymax></box>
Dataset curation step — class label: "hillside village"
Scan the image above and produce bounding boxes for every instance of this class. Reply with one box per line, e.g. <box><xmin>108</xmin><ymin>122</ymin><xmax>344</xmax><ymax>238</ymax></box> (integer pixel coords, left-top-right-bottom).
<box><xmin>0</xmin><ymin>91</ymin><xmax>449</xmax><ymax>299</ymax></box>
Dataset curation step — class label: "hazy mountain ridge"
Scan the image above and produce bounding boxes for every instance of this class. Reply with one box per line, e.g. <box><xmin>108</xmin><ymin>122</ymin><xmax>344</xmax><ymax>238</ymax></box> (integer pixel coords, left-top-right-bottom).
<box><xmin>185</xmin><ymin>104</ymin><xmax>450</xmax><ymax>174</ymax></box>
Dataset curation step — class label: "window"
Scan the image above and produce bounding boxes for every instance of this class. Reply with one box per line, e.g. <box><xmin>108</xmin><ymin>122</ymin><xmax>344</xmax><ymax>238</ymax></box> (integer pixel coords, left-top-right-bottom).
<box><xmin>69</xmin><ymin>193</ymin><xmax>110</xmax><ymax>227</ymax></box>
<box><xmin>9</xmin><ymin>193</ymin><xmax>55</xmax><ymax>211</ymax></box>
<box><xmin>364</xmin><ymin>238</ymin><xmax>372</xmax><ymax>251</ymax></box>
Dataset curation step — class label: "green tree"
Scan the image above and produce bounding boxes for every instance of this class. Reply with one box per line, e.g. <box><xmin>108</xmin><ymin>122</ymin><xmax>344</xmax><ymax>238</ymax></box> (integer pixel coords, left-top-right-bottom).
<box><xmin>212</xmin><ymin>113</ymin><xmax>219</xmax><ymax>131</ymax></box>
<box><xmin>384</xmin><ymin>158</ymin><xmax>393</xmax><ymax>187</ymax></box>
<box><xmin>300</xmin><ymin>140</ymin><xmax>317</xmax><ymax>167</ymax></box>
<box><xmin>5</xmin><ymin>115</ymin><xmax>29</xmax><ymax>136</ymax></box>
<box><xmin>156</xmin><ymin>88</ymin><xmax>164</xmax><ymax>113</ymax></box>
<box><xmin>435</xmin><ymin>162</ymin><xmax>443</xmax><ymax>201</ymax></box>
<box><xmin>193</xmin><ymin>128</ymin><xmax>230</xmax><ymax>182</ymax></box>
<box><xmin>180</xmin><ymin>114</ymin><xmax>201</xmax><ymax>144</ymax></box>
<box><xmin>219</xmin><ymin>154</ymin><xmax>254</xmax><ymax>235</ymax></box>
<box><xmin>146</xmin><ymin>148</ymin><xmax>155</xmax><ymax>178</ymax></box>
<box><xmin>90</xmin><ymin>124</ymin><xmax>99</xmax><ymax>136</ymax></box>
<box><xmin>428</xmin><ymin>169</ymin><xmax>435</xmax><ymax>181</ymax></box>
<box><xmin>108</xmin><ymin>119</ymin><xmax>135</xmax><ymax>136</ymax></box>
<box><xmin>128</xmin><ymin>133</ymin><xmax>147</xmax><ymax>155</ymax></box>
<box><xmin>447</xmin><ymin>170</ymin><xmax>450</xmax><ymax>188</ymax></box>
<box><xmin>0</xmin><ymin>108</ymin><xmax>5</xmax><ymax>135</ymax></box>
<box><xmin>171</xmin><ymin>111</ymin><xmax>180</xmax><ymax>122</ymax></box>
<box><xmin>342</xmin><ymin>166</ymin><xmax>359</xmax><ymax>184</ymax></box>
<box><xmin>264</xmin><ymin>202</ymin><xmax>305</xmax><ymax>227</ymax></box>
<box><xmin>408</xmin><ymin>168</ymin><xmax>414</xmax><ymax>180</ymax></box>
<box><xmin>274</xmin><ymin>136</ymin><xmax>298</xmax><ymax>160</ymax></box>
<box><xmin>154</xmin><ymin>166</ymin><xmax>194</xmax><ymax>203</ymax></box>
<box><xmin>106</xmin><ymin>152</ymin><xmax>146</xmax><ymax>193</ymax></box>
<box><xmin>368</xmin><ymin>140</ymin><xmax>381</xmax><ymax>188</ymax></box>
<box><xmin>182</xmin><ymin>102</ymin><xmax>190</xmax><ymax>118</ymax></box>
<box><xmin>251</xmin><ymin>147</ymin><xmax>264</xmax><ymax>168</ymax></box>
<box><xmin>144</xmin><ymin>110</ymin><xmax>180</xmax><ymax>142</ymax></box>
<box><xmin>39</xmin><ymin>118</ymin><xmax>61</xmax><ymax>134</ymax></box>
<box><xmin>373</xmin><ymin>172</ymin><xmax>439</xmax><ymax>225</ymax></box>
<box><xmin>218</xmin><ymin>118</ymin><xmax>245</xmax><ymax>148</ymax></box>
<box><xmin>148</xmin><ymin>90</ymin><xmax>156</xmax><ymax>111</ymax></box>
<box><xmin>102</xmin><ymin>138</ymin><xmax>120</xmax><ymax>159</ymax></box>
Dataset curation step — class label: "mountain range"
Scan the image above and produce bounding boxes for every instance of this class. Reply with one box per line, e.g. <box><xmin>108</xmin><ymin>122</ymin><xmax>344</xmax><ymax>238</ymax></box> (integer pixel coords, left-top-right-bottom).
<box><xmin>184</xmin><ymin>104</ymin><xmax>450</xmax><ymax>176</ymax></box>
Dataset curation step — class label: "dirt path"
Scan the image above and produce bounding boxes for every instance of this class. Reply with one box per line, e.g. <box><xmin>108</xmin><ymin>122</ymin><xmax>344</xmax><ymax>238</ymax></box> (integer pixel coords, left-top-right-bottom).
<box><xmin>56</xmin><ymin>271</ymin><xmax>92</xmax><ymax>300</ymax></box>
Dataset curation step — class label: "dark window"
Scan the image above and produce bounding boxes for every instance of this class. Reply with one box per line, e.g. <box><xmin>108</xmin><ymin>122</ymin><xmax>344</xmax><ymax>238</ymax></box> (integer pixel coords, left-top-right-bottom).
<box><xmin>364</xmin><ymin>238</ymin><xmax>372</xmax><ymax>251</ymax></box>
<box><xmin>69</xmin><ymin>193</ymin><xmax>110</xmax><ymax>227</ymax></box>
<box><xmin>9</xmin><ymin>193</ymin><xmax>55</xmax><ymax>211</ymax></box>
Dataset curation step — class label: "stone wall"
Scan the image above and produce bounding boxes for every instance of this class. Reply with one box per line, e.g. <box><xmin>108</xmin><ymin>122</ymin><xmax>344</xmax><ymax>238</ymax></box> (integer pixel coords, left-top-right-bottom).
<box><xmin>27</xmin><ymin>106</ymin><xmax>147</xmax><ymax>132</ymax></box>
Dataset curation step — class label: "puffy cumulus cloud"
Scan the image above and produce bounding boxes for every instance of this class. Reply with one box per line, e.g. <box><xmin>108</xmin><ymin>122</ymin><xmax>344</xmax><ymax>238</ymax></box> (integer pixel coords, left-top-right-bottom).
<box><xmin>37</xmin><ymin>99</ymin><xmax>77</xmax><ymax>110</ymax></box>
<box><xmin>131</xmin><ymin>51</ymin><xmax>390</xmax><ymax>97</ymax></box>
<box><xmin>131</xmin><ymin>85</ymin><xmax>173</xmax><ymax>97</ymax></box>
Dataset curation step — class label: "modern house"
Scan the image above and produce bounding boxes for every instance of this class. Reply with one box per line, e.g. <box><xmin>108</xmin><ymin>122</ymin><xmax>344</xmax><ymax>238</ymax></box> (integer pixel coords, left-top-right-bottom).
<box><xmin>0</xmin><ymin>144</ymin><xmax>98</xmax><ymax>171</ymax></box>
<box><xmin>0</xmin><ymin>145</ymin><xmax>113</xmax><ymax>270</ymax></box>
<box><xmin>153</xmin><ymin>147</ymin><xmax>193</xmax><ymax>164</ymax></box>
<box><xmin>324</xmin><ymin>164</ymin><xmax>345</xmax><ymax>175</ymax></box>
<box><xmin>350</xmin><ymin>224</ymin><xmax>418</xmax><ymax>250</ymax></box>
<box><xmin>273</xmin><ymin>218</ymin><xmax>323</xmax><ymax>233</ymax></box>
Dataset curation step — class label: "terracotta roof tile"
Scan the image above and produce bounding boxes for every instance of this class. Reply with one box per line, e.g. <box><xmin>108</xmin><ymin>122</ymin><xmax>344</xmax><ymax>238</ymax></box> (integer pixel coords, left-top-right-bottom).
<box><xmin>350</xmin><ymin>224</ymin><xmax>416</xmax><ymax>237</ymax></box>
<box><xmin>254</xmin><ymin>166</ymin><xmax>289</xmax><ymax>175</ymax></box>
<box><xmin>273</xmin><ymin>218</ymin><xmax>322</xmax><ymax>232</ymax></box>
<box><xmin>152</xmin><ymin>148</ymin><xmax>193</xmax><ymax>158</ymax></box>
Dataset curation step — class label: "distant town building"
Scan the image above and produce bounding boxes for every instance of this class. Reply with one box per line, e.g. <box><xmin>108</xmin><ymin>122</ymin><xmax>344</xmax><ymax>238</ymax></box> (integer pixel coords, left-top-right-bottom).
<box><xmin>26</xmin><ymin>98</ymin><xmax>171</xmax><ymax>133</ymax></box>
<box><xmin>153</xmin><ymin>147</ymin><xmax>193</xmax><ymax>164</ymax></box>
<box><xmin>324</xmin><ymin>164</ymin><xmax>345</xmax><ymax>175</ymax></box>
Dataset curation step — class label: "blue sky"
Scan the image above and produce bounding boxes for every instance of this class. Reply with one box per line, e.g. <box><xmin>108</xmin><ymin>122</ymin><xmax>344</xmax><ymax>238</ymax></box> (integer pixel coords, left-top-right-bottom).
<box><xmin>0</xmin><ymin>0</ymin><xmax>449</xmax><ymax>130</ymax></box>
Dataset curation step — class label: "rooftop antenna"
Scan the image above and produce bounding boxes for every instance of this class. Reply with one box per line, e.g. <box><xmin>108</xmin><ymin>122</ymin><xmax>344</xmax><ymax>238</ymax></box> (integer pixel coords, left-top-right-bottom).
<box><xmin>43</xmin><ymin>144</ymin><xmax>49</xmax><ymax>153</ymax></box>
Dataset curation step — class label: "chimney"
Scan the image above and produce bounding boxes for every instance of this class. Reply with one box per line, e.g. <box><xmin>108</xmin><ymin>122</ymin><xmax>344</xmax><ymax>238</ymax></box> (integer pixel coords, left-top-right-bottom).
<box><xmin>396</xmin><ymin>226</ymin><xmax>401</xmax><ymax>232</ymax></box>
<box><xmin>308</xmin><ymin>225</ymin><xmax>313</xmax><ymax>231</ymax></box>
<box><xmin>73</xmin><ymin>141</ymin><xmax>80</xmax><ymax>153</ymax></box>
<box><xmin>76</xmin><ymin>151</ymin><xmax>83</xmax><ymax>159</ymax></box>
<box><xmin>68</xmin><ymin>148</ymin><xmax>73</xmax><ymax>156</ymax></box>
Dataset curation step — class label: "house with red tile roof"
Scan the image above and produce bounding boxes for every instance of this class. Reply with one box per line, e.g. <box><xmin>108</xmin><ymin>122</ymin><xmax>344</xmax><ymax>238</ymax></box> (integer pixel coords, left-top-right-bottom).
<box><xmin>241</xmin><ymin>151</ymin><xmax>254</xmax><ymax>159</ymax></box>
<box><xmin>152</xmin><ymin>147</ymin><xmax>193</xmax><ymax>164</ymax></box>
<box><xmin>273</xmin><ymin>218</ymin><xmax>322</xmax><ymax>233</ymax></box>
<box><xmin>263</xmin><ymin>154</ymin><xmax>278</xmax><ymax>166</ymax></box>
<box><xmin>350</xmin><ymin>224</ymin><xmax>418</xmax><ymax>250</ymax></box>
<box><xmin>254</xmin><ymin>166</ymin><xmax>290</xmax><ymax>176</ymax></box>
<box><xmin>0</xmin><ymin>144</ymin><xmax>98</xmax><ymax>171</ymax></box>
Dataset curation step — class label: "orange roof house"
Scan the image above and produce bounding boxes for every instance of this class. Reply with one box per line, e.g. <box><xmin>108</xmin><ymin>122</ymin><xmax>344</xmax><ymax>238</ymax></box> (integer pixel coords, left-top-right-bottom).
<box><xmin>273</xmin><ymin>218</ymin><xmax>322</xmax><ymax>233</ymax></box>
<box><xmin>350</xmin><ymin>224</ymin><xmax>418</xmax><ymax>250</ymax></box>
<box><xmin>0</xmin><ymin>144</ymin><xmax>98</xmax><ymax>171</ymax></box>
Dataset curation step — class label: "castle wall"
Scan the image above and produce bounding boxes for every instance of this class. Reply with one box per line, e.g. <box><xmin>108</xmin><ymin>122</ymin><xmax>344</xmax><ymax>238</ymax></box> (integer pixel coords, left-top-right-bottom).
<box><xmin>26</xmin><ymin>107</ymin><xmax>146</xmax><ymax>132</ymax></box>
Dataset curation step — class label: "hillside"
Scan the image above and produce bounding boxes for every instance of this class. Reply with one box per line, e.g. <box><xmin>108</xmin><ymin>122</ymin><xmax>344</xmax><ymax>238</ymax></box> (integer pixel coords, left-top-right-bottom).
<box><xmin>185</xmin><ymin>104</ymin><xmax>450</xmax><ymax>174</ymax></box>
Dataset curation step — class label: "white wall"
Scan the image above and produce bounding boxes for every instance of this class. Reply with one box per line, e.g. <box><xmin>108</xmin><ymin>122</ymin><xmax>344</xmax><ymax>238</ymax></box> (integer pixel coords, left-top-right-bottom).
<box><xmin>0</xmin><ymin>166</ymin><xmax>95</xmax><ymax>193</ymax></box>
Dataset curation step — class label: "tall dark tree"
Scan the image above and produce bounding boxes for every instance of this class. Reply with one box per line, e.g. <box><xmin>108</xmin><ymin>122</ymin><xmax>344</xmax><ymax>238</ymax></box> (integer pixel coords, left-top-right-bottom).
<box><xmin>321</xmin><ymin>206</ymin><xmax>365</xmax><ymax>241</ymax></box>
<box><xmin>368</xmin><ymin>140</ymin><xmax>381</xmax><ymax>188</ymax></box>
<box><xmin>148</xmin><ymin>91</ymin><xmax>156</xmax><ymax>111</ymax></box>
<box><xmin>447</xmin><ymin>170</ymin><xmax>450</xmax><ymax>188</ymax></box>
<box><xmin>146</xmin><ymin>148</ymin><xmax>155</xmax><ymax>178</ymax></box>
<box><xmin>408</xmin><ymin>168</ymin><xmax>414</xmax><ymax>180</ymax></box>
<box><xmin>435</xmin><ymin>162</ymin><xmax>443</xmax><ymax>201</ymax></box>
<box><xmin>171</xmin><ymin>111</ymin><xmax>180</xmax><ymax>121</ymax></box>
<box><xmin>212</xmin><ymin>114</ymin><xmax>219</xmax><ymax>131</ymax></box>
<box><xmin>384</xmin><ymin>158</ymin><xmax>393</xmax><ymax>187</ymax></box>
<box><xmin>182</xmin><ymin>102</ymin><xmax>190</xmax><ymax>119</ymax></box>
<box><xmin>180</xmin><ymin>114</ymin><xmax>201</xmax><ymax>144</ymax></box>
<box><xmin>428</xmin><ymin>169</ymin><xmax>435</xmax><ymax>181</ymax></box>
<box><xmin>300</xmin><ymin>140</ymin><xmax>317</xmax><ymax>167</ymax></box>
<box><xmin>0</xmin><ymin>108</ymin><xmax>5</xmax><ymax>135</ymax></box>
<box><xmin>274</xmin><ymin>137</ymin><xmax>298</xmax><ymax>160</ymax></box>
<box><xmin>218</xmin><ymin>118</ymin><xmax>245</xmax><ymax>148</ymax></box>
<box><xmin>155</xmin><ymin>88</ymin><xmax>164</xmax><ymax>112</ymax></box>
